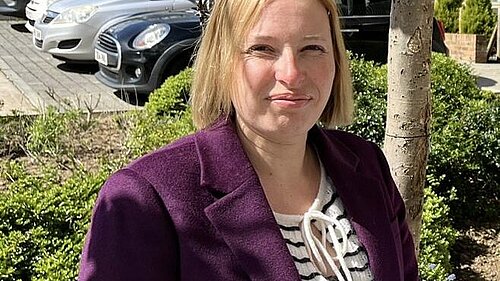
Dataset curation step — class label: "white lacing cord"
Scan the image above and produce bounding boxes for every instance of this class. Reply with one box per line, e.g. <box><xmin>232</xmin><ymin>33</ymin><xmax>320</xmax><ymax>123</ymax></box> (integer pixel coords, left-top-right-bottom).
<box><xmin>302</xmin><ymin>210</ymin><xmax>353</xmax><ymax>281</ymax></box>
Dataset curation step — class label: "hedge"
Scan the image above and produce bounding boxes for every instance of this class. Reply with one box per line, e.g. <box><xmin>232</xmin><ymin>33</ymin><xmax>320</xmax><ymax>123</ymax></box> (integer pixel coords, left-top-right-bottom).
<box><xmin>0</xmin><ymin>162</ymin><xmax>109</xmax><ymax>280</ymax></box>
<box><xmin>434</xmin><ymin>0</ymin><xmax>462</xmax><ymax>33</ymax></box>
<box><xmin>459</xmin><ymin>0</ymin><xmax>497</xmax><ymax>37</ymax></box>
<box><xmin>124</xmin><ymin>68</ymin><xmax>195</xmax><ymax>157</ymax></box>
<box><xmin>346</xmin><ymin>53</ymin><xmax>499</xmax><ymax>224</ymax></box>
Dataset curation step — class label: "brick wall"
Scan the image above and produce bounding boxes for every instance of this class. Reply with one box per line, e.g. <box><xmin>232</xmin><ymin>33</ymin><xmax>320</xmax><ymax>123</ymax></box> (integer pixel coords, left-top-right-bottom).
<box><xmin>445</xmin><ymin>33</ymin><xmax>489</xmax><ymax>63</ymax></box>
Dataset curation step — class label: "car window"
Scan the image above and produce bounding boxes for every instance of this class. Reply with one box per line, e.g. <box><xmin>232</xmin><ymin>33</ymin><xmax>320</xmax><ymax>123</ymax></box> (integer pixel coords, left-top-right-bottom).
<box><xmin>339</xmin><ymin>0</ymin><xmax>391</xmax><ymax>16</ymax></box>
<box><xmin>365</xmin><ymin>0</ymin><xmax>391</xmax><ymax>15</ymax></box>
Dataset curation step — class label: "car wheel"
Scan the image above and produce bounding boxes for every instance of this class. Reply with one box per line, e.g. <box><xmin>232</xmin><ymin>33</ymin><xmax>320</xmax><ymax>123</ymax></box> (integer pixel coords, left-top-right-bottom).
<box><xmin>161</xmin><ymin>52</ymin><xmax>191</xmax><ymax>81</ymax></box>
<box><xmin>158</xmin><ymin>50</ymin><xmax>192</xmax><ymax>100</ymax></box>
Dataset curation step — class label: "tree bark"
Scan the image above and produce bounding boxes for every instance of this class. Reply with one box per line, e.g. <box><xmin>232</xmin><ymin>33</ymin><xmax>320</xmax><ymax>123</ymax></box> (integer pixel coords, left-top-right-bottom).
<box><xmin>384</xmin><ymin>0</ymin><xmax>433</xmax><ymax>253</ymax></box>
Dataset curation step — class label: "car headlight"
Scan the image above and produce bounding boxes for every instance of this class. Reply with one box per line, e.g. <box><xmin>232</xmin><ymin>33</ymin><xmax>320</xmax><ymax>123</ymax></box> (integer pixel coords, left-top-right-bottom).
<box><xmin>51</xmin><ymin>5</ymin><xmax>98</xmax><ymax>24</ymax></box>
<box><xmin>132</xmin><ymin>24</ymin><xmax>170</xmax><ymax>50</ymax></box>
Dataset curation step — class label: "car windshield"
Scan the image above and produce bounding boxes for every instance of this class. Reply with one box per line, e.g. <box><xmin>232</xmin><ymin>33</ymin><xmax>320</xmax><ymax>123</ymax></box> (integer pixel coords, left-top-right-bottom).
<box><xmin>338</xmin><ymin>0</ymin><xmax>391</xmax><ymax>16</ymax></box>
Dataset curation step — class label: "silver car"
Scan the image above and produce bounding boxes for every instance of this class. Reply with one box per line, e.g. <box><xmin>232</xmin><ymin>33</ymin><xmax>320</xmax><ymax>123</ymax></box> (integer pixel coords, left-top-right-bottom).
<box><xmin>25</xmin><ymin>0</ymin><xmax>59</xmax><ymax>32</ymax></box>
<box><xmin>32</xmin><ymin>0</ymin><xmax>196</xmax><ymax>62</ymax></box>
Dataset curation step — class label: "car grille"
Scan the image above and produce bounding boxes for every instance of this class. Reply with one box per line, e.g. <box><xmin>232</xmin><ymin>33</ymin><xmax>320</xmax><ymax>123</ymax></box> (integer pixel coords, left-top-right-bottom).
<box><xmin>42</xmin><ymin>11</ymin><xmax>59</xmax><ymax>24</ymax></box>
<box><xmin>43</xmin><ymin>16</ymin><xmax>55</xmax><ymax>24</ymax></box>
<box><xmin>97</xmin><ymin>32</ymin><xmax>118</xmax><ymax>54</ymax></box>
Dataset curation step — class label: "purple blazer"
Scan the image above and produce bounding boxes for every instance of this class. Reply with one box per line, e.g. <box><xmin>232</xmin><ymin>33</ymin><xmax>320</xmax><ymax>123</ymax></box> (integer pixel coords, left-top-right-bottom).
<box><xmin>78</xmin><ymin>118</ymin><xmax>418</xmax><ymax>280</ymax></box>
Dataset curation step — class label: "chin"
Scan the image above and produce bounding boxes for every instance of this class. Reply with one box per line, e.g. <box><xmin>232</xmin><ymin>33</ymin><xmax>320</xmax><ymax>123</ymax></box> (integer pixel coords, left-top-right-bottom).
<box><xmin>275</xmin><ymin>115</ymin><xmax>317</xmax><ymax>131</ymax></box>
<box><xmin>262</xmin><ymin>119</ymin><xmax>315</xmax><ymax>140</ymax></box>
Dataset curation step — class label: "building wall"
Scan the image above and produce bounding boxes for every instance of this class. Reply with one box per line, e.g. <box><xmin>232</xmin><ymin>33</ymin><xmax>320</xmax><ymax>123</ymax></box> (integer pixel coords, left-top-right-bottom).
<box><xmin>445</xmin><ymin>33</ymin><xmax>489</xmax><ymax>63</ymax></box>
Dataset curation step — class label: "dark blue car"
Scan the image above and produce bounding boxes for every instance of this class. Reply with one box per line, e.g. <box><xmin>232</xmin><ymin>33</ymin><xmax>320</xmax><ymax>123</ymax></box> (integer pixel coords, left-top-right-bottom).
<box><xmin>94</xmin><ymin>10</ymin><xmax>201</xmax><ymax>95</ymax></box>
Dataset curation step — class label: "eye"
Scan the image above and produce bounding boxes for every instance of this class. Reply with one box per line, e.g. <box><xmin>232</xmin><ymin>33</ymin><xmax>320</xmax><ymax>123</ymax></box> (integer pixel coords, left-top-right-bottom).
<box><xmin>302</xmin><ymin>45</ymin><xmax>327</xmax><ymax>53</ymax></box>
<box><xmin>244</xmin><ymin>44</ymin><xmax>276</xmax><ymax>56</ymax></box>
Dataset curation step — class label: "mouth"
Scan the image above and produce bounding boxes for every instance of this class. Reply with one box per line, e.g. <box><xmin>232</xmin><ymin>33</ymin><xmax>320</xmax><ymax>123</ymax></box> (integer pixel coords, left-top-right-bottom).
<box><xmin>267</xmin><ymin>94</ymin><xmax>312</xmax><ymax>108</ymax></box>
<box><xmin>267</xmin><ymin>94</ymin><xmax>312</xmax><ymax>102</ymax></box>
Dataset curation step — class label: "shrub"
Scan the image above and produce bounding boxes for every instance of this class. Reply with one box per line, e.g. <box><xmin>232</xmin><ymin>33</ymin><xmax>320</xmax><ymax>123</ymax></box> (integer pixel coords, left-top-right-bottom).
<box><xmin>0</xmin><ymin>161</ymin><xmax>110</xmax><ymax>280</ymax></box>
<box><xmin>125</xmin><ymin>68</ymin><xmax>195</xmax><ymax>157</ymax></box>
<box><xmin>419</xmin><ymin>175</ymin><xmax>458</xmax><ymax>281</ymax></box>
<box><xmin>345</xmin><ymin>54</ymin><xmax>387</xmax><ymax>145</ymax></box>
<box><xmin>434</xmin><ymin>0</ymin><xmax>462</xmax><ymax>33</ymax></box>
<box><xmin>346</xmin><ymin>53</ymin><xmax>499</xmax><ymax>223</ymax></box>
<box><xmin>459</xmin><ymin>0</ymin><xmax>497</xmax><ymax>36</ymax></box>
<box><xmin>0</xmin><ymin>109</ymin><xmax>126</xmax><ymax>280</ymax></box>
<box><xmin>125</xmin><ymin>109</ymin><xmax>195</xmax><ymax>158</ymax></box>
<box><xmin>428</xmin><ymin>54</ymin><xmax>499</xmax><ymax>223</ymax></box>
<box><xmin>0</xmin><ymin>113</ymin><xmax>33</xmax><ymax>158</ymax></box>
<box><xmin>0</xmin><ymin>69</ymin><xmax>197</xmax><ymax>279</ymax></box>
<box><xmin>26</xmin><ymin>107</ymin><xmax>94</xmax><ymax>160</ymax></box>
<box><xmin>26</xmin><ymin>108</ymin><xmax>75</xmax><ymax>158</ymax></box>
<box><xmin>428</xmin><ymin>53</ymin><xmax>482</xmax><ymax>128</ymax></box>
<box><xmin>146</xmin><ymin>68</ymin><xmax>193</xmax><ymax>117</ymax></box>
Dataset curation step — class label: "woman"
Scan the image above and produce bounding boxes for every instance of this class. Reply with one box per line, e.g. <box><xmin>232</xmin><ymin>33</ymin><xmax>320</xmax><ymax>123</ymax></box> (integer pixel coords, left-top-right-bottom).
<box><xmin>78</xmin><ymin>0</ymin><xmax>418</xmax><ymax>280</ymax></box>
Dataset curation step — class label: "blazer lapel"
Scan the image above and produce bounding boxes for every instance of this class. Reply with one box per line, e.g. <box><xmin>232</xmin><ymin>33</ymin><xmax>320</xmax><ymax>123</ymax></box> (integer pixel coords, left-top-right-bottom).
<box><xmin>310</xmin><ymin>127</ymin><xmax>402</xmax><ymax>280</ymax></box>
<box><xmin>196</xmin><ymin>118</ymin><xmax>300</xmax><ymax>280</ymax></box>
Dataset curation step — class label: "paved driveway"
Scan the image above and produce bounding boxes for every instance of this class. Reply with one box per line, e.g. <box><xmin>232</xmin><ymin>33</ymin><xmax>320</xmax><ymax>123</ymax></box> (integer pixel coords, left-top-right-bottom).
<box><xmin>0</xmin><ymin>19</ymin><xmax>139</xmax><ymax>116</ymax></box>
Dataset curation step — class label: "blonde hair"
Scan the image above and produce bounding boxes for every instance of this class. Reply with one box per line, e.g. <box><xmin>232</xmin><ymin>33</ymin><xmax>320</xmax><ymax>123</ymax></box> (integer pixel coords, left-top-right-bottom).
<box><xmin>191</xmin><ymin>0</ymin><xmax>353</xmax><ymax>129</ymax></box>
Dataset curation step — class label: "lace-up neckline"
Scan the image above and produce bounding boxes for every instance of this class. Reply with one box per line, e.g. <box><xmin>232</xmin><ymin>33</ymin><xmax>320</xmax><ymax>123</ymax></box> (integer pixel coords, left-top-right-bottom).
<box><xmin>273</xmin><ymin>161</ymin><xmax>373</xmax><ymax>281</ymax></box>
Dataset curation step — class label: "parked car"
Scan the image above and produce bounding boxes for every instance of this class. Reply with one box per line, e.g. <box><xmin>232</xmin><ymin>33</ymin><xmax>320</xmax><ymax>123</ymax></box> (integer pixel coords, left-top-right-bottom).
<box><xmin>0</xmin><ymin>0</ymin><xmax>29</xmax><ymax>16</ymax></box>
<box><xmin>340</xmin><ymin>0</ymin><xmax>448</xmax><ymax>62</ymax></box>
<box><xmin>94</xmin><ymin>10</ymin><xmax>200</xmax><ymax>94</ymax></box>
<box><xmin>32</xmin><ymin>0</ymin><xmax>196</xmax><ymax>62</ymax></box>
<box><xmin>24</xmin><ymin>0</ymin><xmax>58</xmax><ymax>32</ymax></box>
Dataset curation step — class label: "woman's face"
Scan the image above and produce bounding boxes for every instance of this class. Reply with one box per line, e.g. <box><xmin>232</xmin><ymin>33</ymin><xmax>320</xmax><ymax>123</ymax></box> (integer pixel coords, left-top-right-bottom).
<box><xmin>233</xmin><ymin>0</ymin><xmax>335</xmax><ymax>142</ymax></box>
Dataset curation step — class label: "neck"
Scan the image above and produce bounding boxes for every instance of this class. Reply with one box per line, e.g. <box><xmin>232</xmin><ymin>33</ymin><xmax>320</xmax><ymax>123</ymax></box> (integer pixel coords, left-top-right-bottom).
<box><xmin>236</xmin><ymin>120</ymin><xmax>309</xmax><ymax>176</ymax></box>
<box><xmin>236</xmin><ymin>121</ymin><xmax>320</xmax><ymax>214</ymax></box>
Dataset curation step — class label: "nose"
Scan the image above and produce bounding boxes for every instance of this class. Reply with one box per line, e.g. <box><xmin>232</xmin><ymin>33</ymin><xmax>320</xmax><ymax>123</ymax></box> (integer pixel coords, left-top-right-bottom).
<box><xmin>274</xmin><ymin>49</ymin><xmax>305</xmax><ymax>88</ymax></box>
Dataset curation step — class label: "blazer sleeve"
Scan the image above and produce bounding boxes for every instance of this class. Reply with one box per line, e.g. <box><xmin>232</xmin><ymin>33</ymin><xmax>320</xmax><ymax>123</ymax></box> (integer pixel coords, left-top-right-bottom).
<box><xmin>78</xmin><ymin>168</ymin><xmax>179</xmax><ymax>281</ymax></box>
<box><xmin>372</xmin><ymin>143</ymin><xmax>419</xmax><ymax>281</ymax></box>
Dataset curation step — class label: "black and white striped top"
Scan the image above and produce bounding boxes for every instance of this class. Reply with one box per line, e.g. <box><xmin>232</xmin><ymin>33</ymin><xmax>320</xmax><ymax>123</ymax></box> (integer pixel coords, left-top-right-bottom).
<box><xmin>273</xmin><ymin>163</ymin><xmax>373</xmax><ymax>281</ymax></box>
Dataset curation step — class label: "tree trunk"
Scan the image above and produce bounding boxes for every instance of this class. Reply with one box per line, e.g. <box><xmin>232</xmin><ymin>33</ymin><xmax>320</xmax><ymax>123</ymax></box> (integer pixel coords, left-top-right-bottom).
<box><xmin>384</xmin><ymin>0</ymin><xmax>433</xmax><ymax>253</ymax></box>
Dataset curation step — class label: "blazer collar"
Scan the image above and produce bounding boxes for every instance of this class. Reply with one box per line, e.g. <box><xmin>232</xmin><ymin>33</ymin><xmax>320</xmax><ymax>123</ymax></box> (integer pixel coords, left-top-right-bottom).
<box><xmin>195</xmin><ymin>118</ymin><xmax>400</xmax><ymax>280</ymax></box>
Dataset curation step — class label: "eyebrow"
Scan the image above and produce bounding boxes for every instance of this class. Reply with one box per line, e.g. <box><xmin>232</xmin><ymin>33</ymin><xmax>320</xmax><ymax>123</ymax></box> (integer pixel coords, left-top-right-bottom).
<box><xmin>248</xmin><ymin>34</ymin><xmax>328</xmax><ymax>42</ymax></box>
<box><xmin>303</xmin><ymin>35</ymin><xmax>328</xmax><ymax>41</ymax></box>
